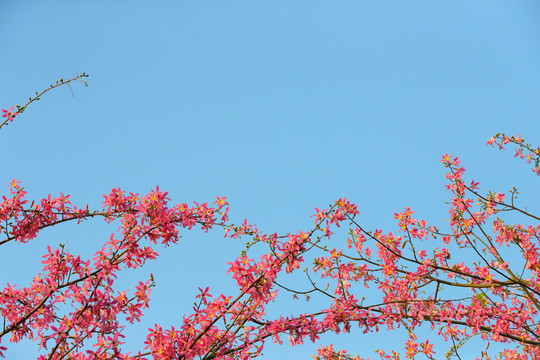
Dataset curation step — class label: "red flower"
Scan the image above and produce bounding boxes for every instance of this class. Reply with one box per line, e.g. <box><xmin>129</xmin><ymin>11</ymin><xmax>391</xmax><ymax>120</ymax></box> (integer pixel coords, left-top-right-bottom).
<box><xmin>1</xmin><ymin>106</ymin><xmax>17</xmax><ymax>122</ymax></box>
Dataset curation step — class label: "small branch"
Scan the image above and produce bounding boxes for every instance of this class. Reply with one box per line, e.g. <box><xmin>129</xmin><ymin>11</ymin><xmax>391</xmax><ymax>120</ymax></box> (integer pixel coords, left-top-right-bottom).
<box><xmin>0</xmin><ymin>73</ymin><xmax>89</xmax><ymax>131</ymax></box>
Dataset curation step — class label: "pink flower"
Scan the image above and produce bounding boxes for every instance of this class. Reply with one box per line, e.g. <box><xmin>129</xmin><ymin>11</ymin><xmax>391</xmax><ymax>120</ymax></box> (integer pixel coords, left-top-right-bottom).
<box><xmin>1</xmin><ymin>106</ymin><xmax>17</xmax><ymax>122</ymax></box>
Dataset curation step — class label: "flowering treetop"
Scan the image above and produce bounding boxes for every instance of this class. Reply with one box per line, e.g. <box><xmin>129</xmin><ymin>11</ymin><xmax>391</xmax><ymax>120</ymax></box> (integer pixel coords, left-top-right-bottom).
<box><xmin>1</xmin><ymin>77</ymin><xmax>539</xmax><ymax>360</ymax></box>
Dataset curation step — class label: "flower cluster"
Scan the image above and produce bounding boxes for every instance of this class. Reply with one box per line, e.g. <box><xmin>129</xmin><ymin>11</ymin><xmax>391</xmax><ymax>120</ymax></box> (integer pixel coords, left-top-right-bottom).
<box><xmin>487</xmin><ymin>133</ymin><xmax>540</xmax><ymax>175</ymax></box>
<box><xmin>0</xmin><ymin>181</ymin><xmax>229</xmax><ymax>359</ymax></box>
<box><xmin>4</xmin><ymin>85</ymin><xmax>540</xmax><ymax>359</ymax></box>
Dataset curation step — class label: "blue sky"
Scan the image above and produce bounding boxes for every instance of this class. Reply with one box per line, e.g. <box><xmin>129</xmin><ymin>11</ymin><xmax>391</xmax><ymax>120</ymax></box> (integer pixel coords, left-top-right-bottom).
<box><xmin>2</xmin><ymin>1</ymin><xmax>540</xmax><ymax>359</ymax></box>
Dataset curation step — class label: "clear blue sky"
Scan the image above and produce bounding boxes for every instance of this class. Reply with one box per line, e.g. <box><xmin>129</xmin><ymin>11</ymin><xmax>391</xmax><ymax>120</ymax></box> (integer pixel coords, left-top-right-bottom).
<box><xmin>2</xmin><ymin>2</ymin><xmax>540</xmax><ymax>358</ymax></box>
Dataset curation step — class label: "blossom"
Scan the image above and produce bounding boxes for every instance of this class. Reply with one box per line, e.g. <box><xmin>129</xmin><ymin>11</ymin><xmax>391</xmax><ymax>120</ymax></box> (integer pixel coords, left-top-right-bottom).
<box><xmin>1</xmin><ymin>106</ymin><xmax>17</xmax><ymax>122</ymax></box>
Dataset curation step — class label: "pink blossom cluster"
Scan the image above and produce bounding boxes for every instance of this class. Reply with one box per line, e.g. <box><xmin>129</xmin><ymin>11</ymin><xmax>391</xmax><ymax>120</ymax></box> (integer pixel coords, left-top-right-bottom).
<box><xmin>487</xmin><ymin>133</ymin><xmax>540</xmax><ymax>175</ymax></box>
<box><xmin>3</xmin><ymin>98</ymin><xmax>540</xmax><ymax>359</ymax></box>
<box><xmin>0</xmin><ymin>172</ymin><xmax>230</xmax><ymax>359</ymax></box>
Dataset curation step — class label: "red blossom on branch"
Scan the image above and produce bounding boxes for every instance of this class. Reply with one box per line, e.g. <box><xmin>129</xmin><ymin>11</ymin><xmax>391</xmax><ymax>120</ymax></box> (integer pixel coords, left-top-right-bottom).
<box><xmin>1</xmin><ymin>106</ymin><xmax>17</xmax><ymax>122</ymax></box>
<box><xmin>3</xmin><ymin>81</ymin><xmax>540</xmax><ymax>360</ymax></box>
